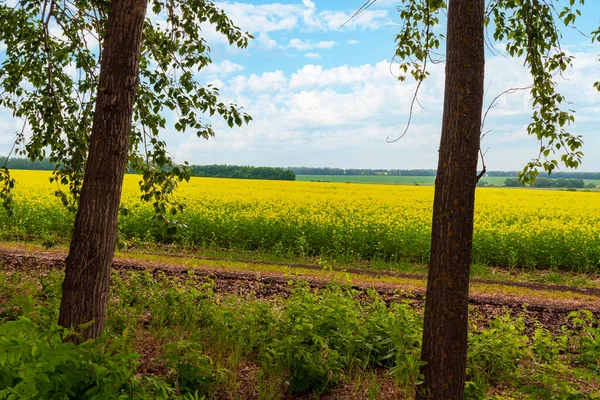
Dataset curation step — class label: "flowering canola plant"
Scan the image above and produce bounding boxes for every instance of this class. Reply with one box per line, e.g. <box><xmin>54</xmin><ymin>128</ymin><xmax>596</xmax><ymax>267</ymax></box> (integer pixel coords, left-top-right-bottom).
<box><xmin>2</xmin><ymin>170</ymin><xmax>599</xmax><ymax>270</ymax></box>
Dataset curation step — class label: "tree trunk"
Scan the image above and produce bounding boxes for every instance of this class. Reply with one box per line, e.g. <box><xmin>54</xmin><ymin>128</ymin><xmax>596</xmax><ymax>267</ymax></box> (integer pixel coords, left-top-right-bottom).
<box><xmin>58</xmin><ymin>0</ymin><xmax>148</xmax><ymax>342</ymax></box>
<box><xmin>416</xmin><ymin>0</ymin><xmax>485</xmax><ymax>399</ymax></box>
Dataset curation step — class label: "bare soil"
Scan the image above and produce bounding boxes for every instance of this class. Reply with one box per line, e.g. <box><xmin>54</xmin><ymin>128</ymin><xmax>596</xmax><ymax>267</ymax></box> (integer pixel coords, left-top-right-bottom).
<box><xmin>1</xmin><ymin>246</ymin><xmax>599</xmax><ymax>328</ymax></box>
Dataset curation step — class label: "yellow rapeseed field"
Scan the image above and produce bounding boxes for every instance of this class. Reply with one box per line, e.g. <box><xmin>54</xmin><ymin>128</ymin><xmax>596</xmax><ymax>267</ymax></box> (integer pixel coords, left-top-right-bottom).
<box><xmin>3</xmin><ymin>170</ymin><xmax>599</xmax><ymax>270</ymax></box>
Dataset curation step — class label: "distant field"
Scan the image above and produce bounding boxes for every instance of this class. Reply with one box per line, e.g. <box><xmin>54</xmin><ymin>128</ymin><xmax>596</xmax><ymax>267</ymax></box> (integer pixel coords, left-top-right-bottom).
<box><xmin>296</xmin><ymin>174</ymin><xmax>600</xmax><ymax>188</ymax></box>
<box><xmin>296</xmin><ymin>175</ymin><xmax>436</xmax><ymax>185</ymax></box>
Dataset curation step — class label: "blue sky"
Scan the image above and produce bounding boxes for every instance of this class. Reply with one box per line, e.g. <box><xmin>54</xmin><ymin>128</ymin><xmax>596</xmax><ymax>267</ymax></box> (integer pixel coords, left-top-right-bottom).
<box><xmin>1</xmin><ymin>0</ymin><xmax>599</xmax><ymax>171</ymax></box>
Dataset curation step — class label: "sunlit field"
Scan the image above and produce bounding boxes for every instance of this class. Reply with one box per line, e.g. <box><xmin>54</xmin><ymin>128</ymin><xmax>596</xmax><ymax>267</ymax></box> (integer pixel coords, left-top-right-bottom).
<box><xmin>2</xmin><ymin>170</ymin><xmax>599</xmax><ymax>271</ymax></box>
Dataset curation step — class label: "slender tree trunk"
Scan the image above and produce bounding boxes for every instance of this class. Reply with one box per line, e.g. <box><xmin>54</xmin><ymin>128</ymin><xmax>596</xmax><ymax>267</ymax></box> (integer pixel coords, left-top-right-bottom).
<box><xmin>416</xmin><ymin>0</ymin><xmax>485</xmax><ymax>398</ymax></box>
<box><xmin>58</xmin><ymin>0</ymin><xmax>148</xmax><ymax>342</ymax></box>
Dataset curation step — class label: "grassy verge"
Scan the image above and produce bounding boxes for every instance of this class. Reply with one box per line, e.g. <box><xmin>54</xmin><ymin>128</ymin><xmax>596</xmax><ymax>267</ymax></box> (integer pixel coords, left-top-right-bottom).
<box><xmin>1</xmin><ymin>267</ymin><xmax>599</xmax><ymax>399</ymax></box>
<box><xmin>1</xmin><ymin>240</ymin><xmax>599</xmax><ymax>291</ymax></box>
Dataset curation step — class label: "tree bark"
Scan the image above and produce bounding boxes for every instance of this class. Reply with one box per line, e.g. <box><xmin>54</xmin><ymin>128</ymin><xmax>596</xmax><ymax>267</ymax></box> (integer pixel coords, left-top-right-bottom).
<box><xmin>58</xmin><ymin>0</ymin><xmax>148</xmax><ymax>342</ymax></box>
<box><xmin>416</xmin><ymin>0</ymin><xmax>485</xmax><ymax>399</ymax></box>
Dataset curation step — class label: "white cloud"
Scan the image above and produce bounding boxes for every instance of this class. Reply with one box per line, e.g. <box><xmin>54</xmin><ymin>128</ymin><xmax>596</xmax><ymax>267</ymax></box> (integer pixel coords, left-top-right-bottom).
<box><xmin>214</xmin><ymin>1</ymin><xmax>392</xmax><ymax>36</ymax></box>
<box><xmin>346</xmin><ymin>40</ymin><xmax>360</xmax><ymax>45</ymax></box>
<box><xmin>315</xmin><ymin>41</ymin><xmax>335</xmax><ymax>49</ymax></box>
<box><xmin>301</xmin><ymin>0</ymin><xmax>321</xmax><ymax>30</ymax></box>
<box><xmin>255</xmin><ymin>33</ymin><xmax>279</xmax><ymax>50</ymax></box>
<box><xmin>217</xmin><ymin>2</ymin><xmax>300</xmax><ymax>34</ymax></box>
<box><xmin>229</xmin><ymin>71</ymin><xmax>288</xmax><ymax>93</ymax></box>
<box><xmin>201</xmin><ymin>60</ymin><xmax>245</xmax><ymax>76</ymax></box>
<box><xmin>288</xmin><ymin>38</ymin><xmax>312</xmax><ymax>51</ymax></box>
<box><xmin>300</xmin><ymin>1</ymin><xmax>391</xmax><ymax>31</ymax></box>
<box><xmin>304</xmin><ymin>52</ymin><xmax>321</xmax><ymax>59</ymax></box>
<box><xmin>288</xmin><ymin>61</ymin><xmax>393</xmax><ymax>89</ymax></box>
<box><xmin>319</xmin><ymin>9</ymin><xmax>390</xmax><ymax>31</ymax></box>
<box><xmin>288</xmin><ymin>39</ymin><xmax>335</xmax><ymax>51</ymax></box>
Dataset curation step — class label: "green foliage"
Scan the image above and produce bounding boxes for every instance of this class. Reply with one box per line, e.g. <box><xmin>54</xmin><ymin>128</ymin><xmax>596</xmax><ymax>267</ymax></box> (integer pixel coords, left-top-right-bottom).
<box><xmin>394</xmin><ymin>0</ymin><xmax>445</xmax><ymax>83</ymax></box>
<box><xmin>261</xmin><ymin>284</ymin><xmax>424</xmax><ymax>395</ymax></box>
<box><xmin>161</xmin><ymin>341</ymin><xmax>217</xmax><ymax>397</ymax></box>
<box><xmin>489</xmin><ymin>0</ymin><xmax>585</xmax><ymax>181</ymax></box>
<box><xmin>566</xmin><ymin>310</ymin><xmax>600</xmax><ymax>369</ymax></box>
<box><xmin>383</xmin><ymin>301</ymin><xmax>425</xmax><ymax>391</ymax></box>
<box><xmin>1</xmin><ymin>270</ymin><xmax>600</xmax><ymax>398</ymax></box>
<box><xmin>591</xmin><ymin>20</ymin><xmax>600</xmax><ymax>92</ymax></box>
<box><xmin>0</xmin><ymin>168</ymin><xmax>14</xmax><ymax>216</ymax></box>
<box><xmin>0</xmin><ymin>317</ymin><xmax>144</xmax><ymax>399</ymax></box>
<box><xmin>262</xmin><ymin>284</ymin><xmax>361</xmax><ymax>394</ymax></box>
<box><xmin>466</xmin><ymin>315</ymin><xmax>528</xmax><ymax>389</ymax></box>
<box><xmin>0</xmin><ymin>0</ymin><xmax>252</xmax><ymax>226</ymax></box>
<box><xmin>107</xmin><ymin>270</ymin><xmax>215</xmax><ymax>335</ymax></box>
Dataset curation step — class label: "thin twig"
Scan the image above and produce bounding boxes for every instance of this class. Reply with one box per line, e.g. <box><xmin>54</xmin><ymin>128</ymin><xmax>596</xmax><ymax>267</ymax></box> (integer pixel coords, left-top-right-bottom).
<box><xmin>3</xmin><ymin>119</ymin><xmax>28</xmax><ymax>167</ymax></box>
<box><xmin>481</xmin><ymin>86</ymin><xmax>531</xmax><ymax>135</ymax></box>
<box><xmin>340</xmin><ymin>0</ymin><xmax>378</xmax><ymax>29</ymax></box>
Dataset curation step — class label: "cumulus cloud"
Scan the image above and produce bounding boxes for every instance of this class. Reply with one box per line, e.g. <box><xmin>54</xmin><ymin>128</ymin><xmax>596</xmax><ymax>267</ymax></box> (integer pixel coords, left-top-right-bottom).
<box><xmin>200</xmin><ymin>60</ymin><xmax>245</xmax><ymax>76</ymax></box>
<box><xmin>301</xmin><ymin>0</ymin><xmax>321</xmax><ymax>30</ymax></box>
<box><xmin>304</xmin><ymin>52</ymin><xmax>321</xmax><ymax>59</ymax></box>
<box><xmin>229</xmin><ymin>71</ymin><xmax>288</xmax><ymax>93</ymax></box>
<box><xmin>288</xmin><ymin>39</ymin><xmax>335</xmax><ymax>51</ymax></box>
<box><xmin>287</xmin><ymin>38</ymin><xmax>312</xmax><ymax>51</ymax></box>
<box><xmin>288</xmin><ymin>62</ymin><xmax>393</xmax><ymax>89</ymax></box>
<box><xmin>214</xmin><ymin>1</ymin><xmax>392</xmax><ymax>35</ymax></box>
<box><xmin>216</xmin><ymin>2</ymin><xmax>300</xmax><ymax>34</ymax></box>
<box><xmin>318</xmin><ymin>9</ymin><xmax>390</xmax><ymax>31</ymax></box>
<box><xmin>315</xmin><ymin>41</ymin><xmax>335</xmax><ymax>49</ymax></box>
<box><xmin>255</xmin><ymin>33</ymin><xmax>279</xmax><ymax>50</ymax></box>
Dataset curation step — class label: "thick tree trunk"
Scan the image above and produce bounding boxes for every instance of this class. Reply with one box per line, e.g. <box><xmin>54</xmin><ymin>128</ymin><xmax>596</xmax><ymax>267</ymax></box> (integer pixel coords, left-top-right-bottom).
<box><xmin>58</xmin><ymin>0</ymin><xmax>148</xmax><ymax>341</ymax></box>
<box><xmin>416</xmin><ymin>0</ymin><xmax>485</xmax><ymax>399</ymax></box>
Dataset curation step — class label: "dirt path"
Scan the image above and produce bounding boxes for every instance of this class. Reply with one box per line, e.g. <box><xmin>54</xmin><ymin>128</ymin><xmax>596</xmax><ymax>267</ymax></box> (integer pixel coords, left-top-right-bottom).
<box><xmin>1</xmin><ymin>244</ymin><xmax>599</xmax><ymax>316</ymax></box>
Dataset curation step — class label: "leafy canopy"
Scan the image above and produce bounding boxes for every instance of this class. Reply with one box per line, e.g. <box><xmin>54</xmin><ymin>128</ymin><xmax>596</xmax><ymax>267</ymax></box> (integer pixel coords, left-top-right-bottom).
<box><xmin>393</xmin><ymin>0</ymin><xmax>599</xmax><ymax>183</ymax></box>
<box><xmin>0</xmin><ymin>0</ymin><xmax>252</xmax><ymax>226</ymax></box>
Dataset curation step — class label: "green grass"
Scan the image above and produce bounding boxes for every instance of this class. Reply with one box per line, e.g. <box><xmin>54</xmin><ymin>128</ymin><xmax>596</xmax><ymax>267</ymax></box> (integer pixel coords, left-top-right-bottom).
<box><xmin>296</xmin><ymin>174</ymin><xmax>436</xmax><ymax>185</ymax></box>
<box><xmin>2</xmin><ymin>239</ymin><xmax>599</xmax><ymax>295</ymax></box>
<box><xmin>1</xmin><ymin>268</ymin><xmax>599</xmax><ymax>399</ymax></box>
<box><xmin>296</xmin><ymin>175</ymin><xmax>600</xmax><ymax>189</ymax></box>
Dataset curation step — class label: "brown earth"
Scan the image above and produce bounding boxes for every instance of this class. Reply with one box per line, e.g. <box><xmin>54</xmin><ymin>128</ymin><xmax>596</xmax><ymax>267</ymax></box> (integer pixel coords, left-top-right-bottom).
<box><xmin>1</xmin><ymin>245</ymin><xmax>599</xmax><ymax>327</ymax></box>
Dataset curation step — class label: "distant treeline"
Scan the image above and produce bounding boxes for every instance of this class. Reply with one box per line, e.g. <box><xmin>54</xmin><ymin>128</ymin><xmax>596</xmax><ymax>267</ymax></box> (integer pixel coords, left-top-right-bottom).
<box><xmin>3</xmin><ymin>158</ymin><xmax>598</xmax><ymax>183</ymax></box>
<box><xmin>291</xmin><ymin>167</ymin><xmax>600</xmax><ymax>180</ymax></box>
<box><xmin>504</xmin><ymin>177</ymin><xmax>589</xmax><ymax>188</ymax></box>
<box><xmin>483</xmin><ymin>171</ymin><xmax>600</xmax><ymax>180</ymax></box>
<box><xmin>0</xmin><ymin>157</ymin><xmax>295</xmax><ymax>181</ymax></box>
<box><xmin>0</xmin><ymin>157</ymin><xmax>55</xmax><ymax>170</ymax></box>
<box><xmin>189</xmin><ymin>165</ymin><xmax>295</xmax><ymax>181</ymax></box>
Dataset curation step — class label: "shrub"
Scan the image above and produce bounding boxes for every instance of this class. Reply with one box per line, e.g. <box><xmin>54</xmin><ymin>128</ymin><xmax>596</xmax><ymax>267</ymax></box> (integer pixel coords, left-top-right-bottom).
<box><xmin>0</xmin><ymin>317</ymin><xmax>143</xmax><ymax>399</ymax></box>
